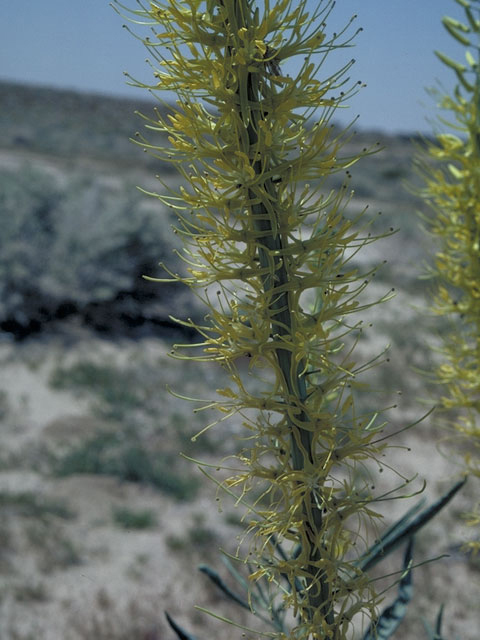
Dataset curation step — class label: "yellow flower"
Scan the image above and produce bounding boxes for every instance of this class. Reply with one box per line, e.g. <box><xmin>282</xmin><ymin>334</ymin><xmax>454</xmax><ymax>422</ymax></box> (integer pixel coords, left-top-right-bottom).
<box><xmin>416</xmin><ymin>0</ymin><xmax>480</xmax><ymax>552</ymax></box>
<box><xmin>119</xmin><ymin>0</ymin><xmax>400</xmax><ymax>635</ymax></box>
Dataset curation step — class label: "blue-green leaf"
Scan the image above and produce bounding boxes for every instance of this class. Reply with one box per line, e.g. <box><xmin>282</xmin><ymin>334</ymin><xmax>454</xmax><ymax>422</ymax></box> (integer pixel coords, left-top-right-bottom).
<box><xmin>435</xmin><ymin>604</ymin><xmax>445</xmax><ymax>638</ymax></box>
<box><xmin>199</xmin><ymin>564</ymin><xmax>251</xmax><ymax>610</ymax></box>
<box><xmin>362</xmin><ymin>538</ymin><xmax>414</xmax><ymax>640</ymax></box>
<box><xmin>221</xmin><ymin>554</ymin><xmax>251</xmax><ymax>593</ymax></box>
<box><xmin>357</xmin><ymin>478</ymin><xmax>466</xmax><ymax>572</ymax></box>
<box><xmin>165</xmin><ymin>612</ymin><xmax>199</xmax><ymax>640</ymax></box>
<box><xmin>422</xmin><ymin>604</ymin><xmax>446</xmax><ymax>640</ymax></box>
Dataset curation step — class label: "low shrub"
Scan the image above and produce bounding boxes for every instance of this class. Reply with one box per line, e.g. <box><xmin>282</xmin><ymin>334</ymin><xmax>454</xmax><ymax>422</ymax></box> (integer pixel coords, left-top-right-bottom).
<box><xmin>0</xmin><ymin>165</ymin><xmax>195</xmax><ymax>338</ymax></box>
<box><xmin>54</xmin><ymin>431</ymin><xmax>197</xmax><ymax>500</ymax></box>
<box><xmin>113</xmin><ymin>507</ymin><xmax>157</xmax><ymax>530</ymax></box>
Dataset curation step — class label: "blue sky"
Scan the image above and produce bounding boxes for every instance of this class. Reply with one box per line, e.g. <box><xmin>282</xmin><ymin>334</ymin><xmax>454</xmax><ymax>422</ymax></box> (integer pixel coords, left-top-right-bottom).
<box><xmin>0</xmin><ymin>0</ymin><xmax>470</xmax><ymax>133</ymax></box>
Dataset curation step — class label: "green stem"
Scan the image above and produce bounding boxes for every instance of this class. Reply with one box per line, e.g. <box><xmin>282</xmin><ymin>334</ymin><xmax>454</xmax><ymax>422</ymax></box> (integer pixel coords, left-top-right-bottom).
<box><xmin>220</xmin><ymin>0</ymin><xmax>335</xmax><ymax>631</ymax></box>
<box><xmin>246</xmin><ymin>78</ymin><xmax>334</xmax><ymax>635</ymax></box>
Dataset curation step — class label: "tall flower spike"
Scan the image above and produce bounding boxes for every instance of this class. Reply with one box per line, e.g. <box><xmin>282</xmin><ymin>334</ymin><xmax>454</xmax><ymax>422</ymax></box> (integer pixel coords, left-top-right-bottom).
<box><xmin>116</xmin><ymin>0</ymin><xmax>403</xmax><ymax>637</ymax></box>
<box><xmin>415</xmin><ymin>0</ymin><xmax>480</xmax><ymax>552</ymax></box>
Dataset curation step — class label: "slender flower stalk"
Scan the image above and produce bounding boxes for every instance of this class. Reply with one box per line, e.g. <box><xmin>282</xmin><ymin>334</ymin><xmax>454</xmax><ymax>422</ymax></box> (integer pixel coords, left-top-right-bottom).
<box><xmin>115</xmin><ymin>0</ymin><xmax>406</xmax><ymax>636</ymax></box>
<box><xmin>415</xmin><ymin>0</ymin><xmax>480</xmax><ymax>550</ymax></box>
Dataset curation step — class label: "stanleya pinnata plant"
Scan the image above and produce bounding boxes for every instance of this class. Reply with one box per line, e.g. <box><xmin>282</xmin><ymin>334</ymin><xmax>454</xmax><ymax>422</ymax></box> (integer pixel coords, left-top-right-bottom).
<box><xmin>415</xmin><ymin>0</ymin><xmax>480</xmax><ymax>552</ymax></box>
<box><xmin>113</xmin><ymin>0</ymin><xmax>451</xmax><ymax>637</ymax></box>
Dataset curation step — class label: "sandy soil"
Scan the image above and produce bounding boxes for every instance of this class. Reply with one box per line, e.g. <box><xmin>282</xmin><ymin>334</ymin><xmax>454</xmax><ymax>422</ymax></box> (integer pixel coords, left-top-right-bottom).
<box><xmin>0</xmin><ymin>331</ymin><xmax>478</xmax><ymax>640</ymax></box>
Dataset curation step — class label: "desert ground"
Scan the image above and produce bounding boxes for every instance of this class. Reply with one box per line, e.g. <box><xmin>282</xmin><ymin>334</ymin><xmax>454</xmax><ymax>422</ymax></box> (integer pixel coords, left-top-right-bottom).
<box><xmin>0</xmin><ymin>81</ymin><xmax>479</xmax><ymax>639</ymax></box>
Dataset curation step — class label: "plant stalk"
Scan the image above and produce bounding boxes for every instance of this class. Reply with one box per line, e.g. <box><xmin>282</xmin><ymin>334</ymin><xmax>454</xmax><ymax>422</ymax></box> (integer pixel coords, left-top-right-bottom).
<box><xmin>223</xmin><ymin>1</ymin><xmax>334</xmax><ymax>628</ymax></box>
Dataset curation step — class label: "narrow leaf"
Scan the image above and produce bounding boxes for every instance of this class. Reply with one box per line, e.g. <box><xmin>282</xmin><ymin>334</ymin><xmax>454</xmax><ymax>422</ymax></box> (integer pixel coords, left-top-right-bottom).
<box><xmin>362</xmin><ymin>539</ymin><xmax>414</xmax><ymax>640</ymax></box>
<box><xmin>355</xmin><ymin>499</ymin><xmax>425</xmax><ymax>574</ymax></box>
<box><xmin>165</xmin><ymin>612</ymin><xmax>199</xmax><ymax>640</ymax></box>
<box><xmin>421</xmin><ymin>604</ymin><xmax>446</xmax><ymax>640</ymax></box>
<box><xmin>198</xmin><ymin>564</ymin><xmax>251</xmax><ymax>610</ymax></box>
<box><xmin>221</xmin><ymin>554</ymin><xmax>251</xmax><ymax>593</ymax></box>
<box><xmin>358</xmin><ymin>478</ymin><xmax>466</xmax><ymax>572</ymax></box>
<box><xmin>435</xmin><ymin>604</ymin><xmax>445</xmax><ymax>639</ymax></box>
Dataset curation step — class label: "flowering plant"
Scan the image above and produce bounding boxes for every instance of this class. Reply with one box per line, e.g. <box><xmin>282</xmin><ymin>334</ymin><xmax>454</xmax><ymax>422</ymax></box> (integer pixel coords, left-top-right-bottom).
<box><xmin>416</xmin><ymin>0</ymin><xmax>480</xmax><ymax>552</ymax></box>
<box><xmin>115</xmin><ymin>0</ymin><xmax>465</xmax><ymax>637</ymax></box>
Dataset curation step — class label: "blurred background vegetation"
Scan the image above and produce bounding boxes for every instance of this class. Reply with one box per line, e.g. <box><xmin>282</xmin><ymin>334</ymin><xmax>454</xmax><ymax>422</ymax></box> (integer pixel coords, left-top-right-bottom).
<box><xmin>0</xmin><ymin>81</ymin><xmax>428</xmax><ymax>342</ymax></box>
<box><xmin>0</xmin><ymin>80</ymin><xmax>478</xmax><ymax>639</ymax></box>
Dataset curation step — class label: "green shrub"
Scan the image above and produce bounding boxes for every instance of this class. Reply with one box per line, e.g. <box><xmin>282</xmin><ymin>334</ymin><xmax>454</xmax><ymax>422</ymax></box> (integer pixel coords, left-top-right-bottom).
<box><xmin>49</xmin><ymin>361</ymin><xmax>146</xmax><ymax>420</ymax></box>
<box><xmin>0</xmin><ymin>165</ymin><xmax>192</xmax><ymax>337</ymax></box>
<box><xmin>54</xmin><ymin>431</ymin><xmax>197</xmax><ymax>500</ymax></box>
<box><xmin>113</xmin><ymin>507</ymin><xmax>157</xmax><ymax>530</ymax></box>
<box><xmin>0</xmin><ymin>491</ymin><xmax>74</xmax><ymax>520</ymax></box>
